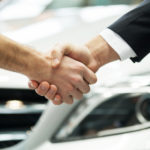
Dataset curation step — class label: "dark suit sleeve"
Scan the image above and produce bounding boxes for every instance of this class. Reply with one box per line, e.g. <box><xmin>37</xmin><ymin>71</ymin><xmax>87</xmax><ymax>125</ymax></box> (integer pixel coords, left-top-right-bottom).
<box><xmin>108</xmin><ymin>0</ymin><xmax>150</xmax><ymax>62</ymax></box>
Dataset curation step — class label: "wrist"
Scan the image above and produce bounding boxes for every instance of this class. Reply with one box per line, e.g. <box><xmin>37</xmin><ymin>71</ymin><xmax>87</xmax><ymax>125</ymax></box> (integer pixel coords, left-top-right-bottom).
<box><xmin>86</xmin><ymin>35</ymin><xmax>120</xmax><ymax>71</ymax></box>
<box><xmin>23</xmin><ymin>52</ymin><xmax>52</xmax><ymax>82</ymax></box>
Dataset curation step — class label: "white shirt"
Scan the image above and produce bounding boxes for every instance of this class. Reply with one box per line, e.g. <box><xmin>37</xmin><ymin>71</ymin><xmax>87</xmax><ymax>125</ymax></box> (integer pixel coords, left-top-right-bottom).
<box><xmin>100</xmin><ymin>28</ymin><xmax>137</xmax><ymax>60</ymax></box>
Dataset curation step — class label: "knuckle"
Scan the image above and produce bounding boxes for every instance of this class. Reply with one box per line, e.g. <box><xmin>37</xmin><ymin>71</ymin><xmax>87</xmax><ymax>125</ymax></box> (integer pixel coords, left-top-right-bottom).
<box><xmin>67</xmin><ymin>85</ymin><xmax>75</xmax><ymax>93</ymax></box>
<box><xmin>78</xmin><ymin>64</ymin><xmax>84</xmax><ymax>71</ymax></box>
<box><xmin>73</xmin><ymin>63</ymin><xmax>84</xmax><ymax>73</ymax></box>
<box><xmin>76</xmin><ymin>78</ymin><xmax>82</xmax><ymax>84</ymax></box>
<box><xmin>72</xmin><ymin>76</ymin><xmax>82</xmax><ymax>85</ymax></box>
<box><xmin>91</xmin><ymin>75</ymin><xmax>97</xmax><ymax>84</ymax></box>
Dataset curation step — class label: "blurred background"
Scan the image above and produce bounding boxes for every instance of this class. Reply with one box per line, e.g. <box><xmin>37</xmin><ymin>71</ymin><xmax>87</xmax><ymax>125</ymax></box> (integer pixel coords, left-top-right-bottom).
<box><xmin>0</xmin><ymin>0</ymin><xmax>142</xmax><ymax>33</ymax></box>
<box><xmin>47</xmin><ymin>0</ymin><xmax>142</xmax><ymax>8</ymax></box>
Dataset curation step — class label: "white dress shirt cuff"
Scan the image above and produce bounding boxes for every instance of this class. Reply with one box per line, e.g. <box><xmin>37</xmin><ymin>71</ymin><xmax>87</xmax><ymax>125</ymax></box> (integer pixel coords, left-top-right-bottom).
<box><xmin>100</xmin><ymin>28</ymin><xmax>137</xmax><ymax>61</ymax></box>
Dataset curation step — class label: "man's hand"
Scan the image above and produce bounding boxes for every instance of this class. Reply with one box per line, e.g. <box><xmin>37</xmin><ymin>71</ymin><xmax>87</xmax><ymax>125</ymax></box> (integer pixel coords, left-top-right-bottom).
<box><xmin>50</xmin><ymin>43</ymin><xmax>99</xmax><ymax>72</ymax></box>
<box><xmin>28</xmin><ymin>55</ymin><xmax>97</xmax><ymax>105</ymax></box>
<box><xmin>41</xmin><ymin>35</ymin><xmax>120</xmax><ymax>72</ymax></box>
<box><xmin>0</xmin><ymin>34</ymin><xmax>96</xmax><ymax>105</ymax></box>
<box><xmin>29</xmin><ymin>44</ymin><xmax>99</xmax><ymax>104</ymax></box>
<box><xmin>29</xmin><ymin>35</ymin><xmax>120</xmax><ymax>104</ymax></box>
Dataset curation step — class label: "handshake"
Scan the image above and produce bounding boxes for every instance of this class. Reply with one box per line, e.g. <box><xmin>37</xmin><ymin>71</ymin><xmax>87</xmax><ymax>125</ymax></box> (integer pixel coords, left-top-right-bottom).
<box><xmin>28</xmin><ymin>35</ymin><xmax>120</xmax><ymax>105</ymax></box>
<box><xmin>28</xmin><ymin>43</ymin><xmax>98</xmax><ymax>105</ymax></box>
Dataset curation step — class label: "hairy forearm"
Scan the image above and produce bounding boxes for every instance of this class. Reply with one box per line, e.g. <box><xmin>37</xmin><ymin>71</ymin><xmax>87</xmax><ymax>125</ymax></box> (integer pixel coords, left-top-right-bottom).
<box><xmin>85</xmin><ymin>35</ymin><xmax>120</xmax><ymax>71</ymax></box>
<box><xmin>0</xmin><ymin>34</ymin><xmax>50</xmax><ymax>80</ymax></box>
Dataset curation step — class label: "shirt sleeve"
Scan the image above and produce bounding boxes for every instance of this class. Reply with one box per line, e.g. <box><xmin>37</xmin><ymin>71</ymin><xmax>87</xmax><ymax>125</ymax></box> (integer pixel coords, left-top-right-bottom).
<box><xmin>100</xmin><ymin>28</ymin><xmax>137</xmax><ymax>61</ymax></box>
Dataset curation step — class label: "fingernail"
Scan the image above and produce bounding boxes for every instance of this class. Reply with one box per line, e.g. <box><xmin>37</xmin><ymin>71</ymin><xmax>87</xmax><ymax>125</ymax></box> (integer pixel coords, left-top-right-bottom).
<box><xmin>52</xmin><ymin>59</ymin><xmax>59</xmax><ymax>66</ymax></box>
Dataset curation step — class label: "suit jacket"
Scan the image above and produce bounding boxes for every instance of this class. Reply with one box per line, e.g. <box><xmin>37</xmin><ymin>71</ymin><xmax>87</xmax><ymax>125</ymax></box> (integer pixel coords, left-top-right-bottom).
<box><xmin>109</xmin><ymin>0</ymin><xmax>150</xmax><ymax>62</ymax></box>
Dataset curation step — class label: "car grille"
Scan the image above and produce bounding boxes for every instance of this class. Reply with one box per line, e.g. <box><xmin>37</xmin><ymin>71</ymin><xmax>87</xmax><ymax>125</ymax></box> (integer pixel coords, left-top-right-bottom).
<box><xmin>0</xmin><ymin>88</ymin><xmax>47</xmax><ymax>148</ymax></box>
<box><xmin>0</xmin><ymin>140</ymin><xmax>21</xmax><ymax>148</ymax></box>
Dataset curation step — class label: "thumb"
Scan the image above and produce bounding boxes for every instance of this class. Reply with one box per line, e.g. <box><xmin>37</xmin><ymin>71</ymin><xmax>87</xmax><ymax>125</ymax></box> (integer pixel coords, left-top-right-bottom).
<box><xmin>51</xmin><ymin>45</ymin><xmax>64</xmax><ymax>68</ymax></box>
<box><xmin>51</xmin><ymin>44</ymin><xmax>68</xmax><ymax>68</ymax></box>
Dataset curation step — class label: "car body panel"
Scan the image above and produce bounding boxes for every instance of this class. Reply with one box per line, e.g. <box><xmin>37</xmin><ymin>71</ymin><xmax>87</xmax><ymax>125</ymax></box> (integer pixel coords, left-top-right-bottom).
<box><xmin>36</xmin><ymin>128</ymin><xmax>150</xmax><ymax>150</ymax></box>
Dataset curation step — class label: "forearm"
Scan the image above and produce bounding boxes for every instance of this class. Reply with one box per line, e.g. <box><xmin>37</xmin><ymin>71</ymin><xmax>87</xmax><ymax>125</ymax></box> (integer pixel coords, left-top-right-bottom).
<box><xmin>0</xmin><ymin>34</ymin><xmax>50</xmax><ymax>80</ymax></box>
<box><xmin>85</xmin><ymin>35</ymin><xmax>120</xmax><ymax>72</ymax></box>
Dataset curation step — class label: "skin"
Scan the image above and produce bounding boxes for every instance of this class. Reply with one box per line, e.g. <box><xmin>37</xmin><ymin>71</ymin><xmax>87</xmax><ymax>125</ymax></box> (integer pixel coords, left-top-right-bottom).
<box><xmin>0</xmin><ymin>34</ymin><xmax>97</xmax><ymax>104</ymax></box>
<box><xmin>29</xmin><ymin>35</ymin><xmax>120</xmax><ymax>104</ymax></box>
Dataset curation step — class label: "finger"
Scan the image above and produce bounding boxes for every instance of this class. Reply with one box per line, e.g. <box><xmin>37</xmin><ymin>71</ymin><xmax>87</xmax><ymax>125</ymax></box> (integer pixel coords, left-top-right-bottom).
<box><xmin>72</xmin><ymin>77</ymin><xmax>90</xmax><ymax>94</ymax></box>
<box><xmin>52</xmin><ymin>95</ymin><xmax>63</xmax><ymax>105</ymax></box>
<box><xmin>70</xmin><ymin>88</ymin><xmax>83</xmax><ymax>100</ymax></box>
<box><xmin>77</xmin><ymin>80</ymin><xmax>90</xmax><ymax>93</ymax></box>
<box><xmin>83</xmin><ymin>66</ymin><xmax>97</xmax><ymax>84</ymax></box>
<box><xmin>51</xmin><ymin>45</ymin><xmax>64</xmax><ymax>68</ymax></box>
<box><xmin>45</xmin><ymin>85</ymin><xmax>58</xmax><ymax>100</ymax></box>
<box><xmin>63</xmin><ymin>96</ymin><xmax>74</xmax><ymax>105</ymax></box>
<box><xmin>51</xmin><ymin>44</ymin><xmax>71</xmax><ymax>68</ymax></box>
<box><xmin>28</xmin><ymin>80</ymin><xmax>39</xmax><ymax>89</ymax></box>
<box><xmin>35</xmin><ymin>81</ymin><xmax>50</xmax><ymax>96</ymax></box>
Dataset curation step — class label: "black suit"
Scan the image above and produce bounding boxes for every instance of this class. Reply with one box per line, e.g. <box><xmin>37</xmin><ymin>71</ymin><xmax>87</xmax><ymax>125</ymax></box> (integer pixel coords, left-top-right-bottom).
<box><xmin>108</xmin><ymin>0</ymin><xmax>150</xmax><ymax>62</ymax></box>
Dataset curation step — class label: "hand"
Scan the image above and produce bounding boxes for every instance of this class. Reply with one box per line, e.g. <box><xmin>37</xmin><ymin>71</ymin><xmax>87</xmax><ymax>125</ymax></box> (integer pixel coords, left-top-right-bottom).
<box><xmin>29</xmin><ymin>35</ymin><xmax>119</xmax><ymax>104</ymax></box>
<box><xmin>28</xmin><ymin>80</ymin><xmax>62</xmax><ymax>105</ymax></box>
<box><xmin>29</xmin><ymin>44</ymin><xmax>97</xmax><ymax>105</ymax></box>
<box><xmin>28</xmin><ymin>55</ymin><xmax>97</xmax><ymax>104</ymax></box>
<box><xmin>29</xmin><ymin>43</ymin><xmax>99</xmax><ymax>104</ymax></box>
<box><xmin>50</xmin><ymin>35</ymin><xmax>120</xmax><ymax>71</ymax></box>
<box><xmin>50</xmin><ymin>43</ymin><xmax>100</xmax><ymax>72</ymax></box>
<box><xmin>29</xmin><ymin>43</ymin><xmax>100</xmax><ymax>103</ymax></box>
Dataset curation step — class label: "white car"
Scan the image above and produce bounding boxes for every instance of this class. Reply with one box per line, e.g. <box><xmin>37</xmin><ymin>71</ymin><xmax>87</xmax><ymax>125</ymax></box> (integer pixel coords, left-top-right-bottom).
<box><xmin>1</xmin><ymin>5</ymin><xmax>150</xmax><ymax>150</ymax></box>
